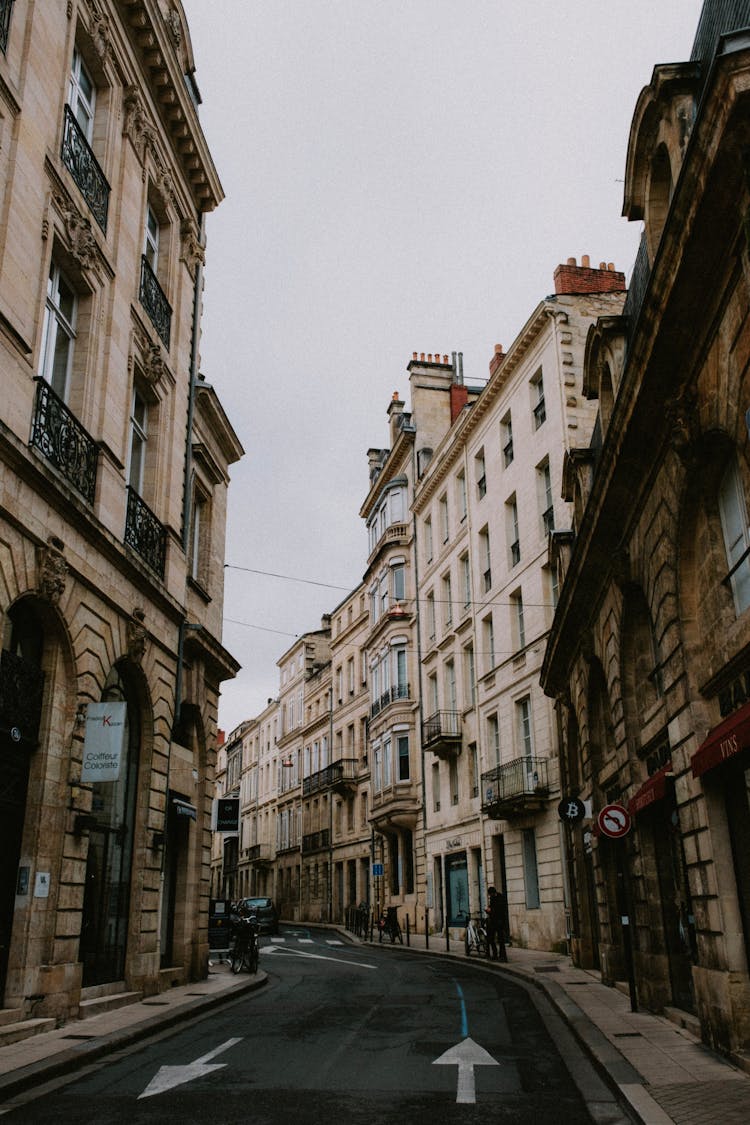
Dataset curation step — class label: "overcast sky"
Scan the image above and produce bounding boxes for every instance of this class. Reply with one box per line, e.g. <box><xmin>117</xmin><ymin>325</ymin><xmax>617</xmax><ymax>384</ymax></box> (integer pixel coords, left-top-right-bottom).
<box><xmin>180</xmin><ymin>1</ymin><xmax>702</xmax><ymax>737</ymax></box>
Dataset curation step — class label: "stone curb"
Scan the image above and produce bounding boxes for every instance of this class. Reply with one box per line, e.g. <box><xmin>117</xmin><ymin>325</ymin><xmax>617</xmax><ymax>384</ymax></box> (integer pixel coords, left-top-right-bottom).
<box><xmin>0</xmin><ymin>971</ymin><xmax>267</xmax><ymax>1104</ymax></box>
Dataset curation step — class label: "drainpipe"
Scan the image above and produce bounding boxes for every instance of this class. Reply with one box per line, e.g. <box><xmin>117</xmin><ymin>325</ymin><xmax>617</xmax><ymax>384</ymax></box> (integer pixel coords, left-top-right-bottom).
<box><xmin>411</xmin><ymin>430</ymin><xmax>428</xmax><ymax>932</ymax></box>
<box><xmin>181</xmin><ymin>213</ymin><xmax>206</xmax><ymax>553</ymax></box>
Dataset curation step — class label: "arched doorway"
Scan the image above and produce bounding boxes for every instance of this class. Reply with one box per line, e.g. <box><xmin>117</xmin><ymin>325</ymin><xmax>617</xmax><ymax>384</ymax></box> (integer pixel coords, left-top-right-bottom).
<box><xmin>79</xmin><ymin>663</ymin><xmax>141</xmax><ymax>986</ymax></box>
<box><xmin>0</xmin><ymin>603</ymin><xmax>45</xmax><ymax>1000</ymax></box>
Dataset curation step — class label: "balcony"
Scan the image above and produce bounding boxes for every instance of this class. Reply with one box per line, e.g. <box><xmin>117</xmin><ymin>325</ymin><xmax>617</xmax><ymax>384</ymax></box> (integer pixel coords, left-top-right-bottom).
<box><xmin>370</xmin><ymin>683</ymin><xmax>411</xmax><ymax>719</ymax></box>
<box><xmin>302</xmin><ymin>829</ymin><xmax>330</xmax><ymax>854</ymax></box>
<box><xmin>302</xmin><ymin>758</ymin><xmax>358</xmax><ymax>797</ymax></box>
<box><xmin>139</xmin><ymin>255</ymin><xmax>172</xmax><ymax>348</ymax></box>
<box><xmin>30</xmin><ymin>378</ymin><xmax>98</xmax><ymax>503</ymax></box>
<box><xmin>422</xmin><ymin>710</ymin><xmax>462</xmax><ymax>760</ymax></box>
<box><xmin>247</xmin><ymin>843</ymin><xmax>273</xmax><ymax>865</ymax></box>
<box><xmin>124</xmin><ymin>486</ymin><xmax>166</xmax><ymax>578</ymax></box>
<box><xmin>61</xmin><ymin>105</ymin><xmax>110</xmax><ymax>232</ymax></box>
<box><xmin>481</xmin><ymin>756</ymin><xmax>550</xmax><ymax>817</ymax></box>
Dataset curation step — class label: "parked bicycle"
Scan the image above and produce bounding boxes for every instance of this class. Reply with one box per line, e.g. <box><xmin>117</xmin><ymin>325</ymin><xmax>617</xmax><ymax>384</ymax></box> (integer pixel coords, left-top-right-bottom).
<box><xmin>230</xmin><ymin>911</ymin><xmax>260</xmax><ymax>974</ymax></box>
<box><xmin>378</xmin><ymin>906</ymin><xmax>403</xmax><ymax>944</ymax></box>
<box><xmin>463</xmin><ymin>913</ymin><xmax>488</xmax><ymax>957</ymax></box>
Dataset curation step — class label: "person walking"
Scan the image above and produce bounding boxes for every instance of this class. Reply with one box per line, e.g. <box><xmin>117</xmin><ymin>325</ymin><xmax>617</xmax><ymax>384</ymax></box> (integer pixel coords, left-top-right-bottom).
<box><xmin>485</xmin><ymin>885</ymin><xmax>508</xmax><ymax>962</ymax></box>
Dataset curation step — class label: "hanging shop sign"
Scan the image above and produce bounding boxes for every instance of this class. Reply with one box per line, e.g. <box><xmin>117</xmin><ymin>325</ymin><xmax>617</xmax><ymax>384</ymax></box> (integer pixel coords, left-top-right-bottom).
<box><xmin>213</xmin><ymin>796</ymin><xmax>239</xmax><ymax>832</ymax></box>
<box><xmin>558</xmin><ymin>796</ymin><xmax>586</xmax><ymax>823</ymax></box>
<box><xmin>81</xmin><ymin>701</ymin><xmax>127</xmax><ymax>783</ymax></box>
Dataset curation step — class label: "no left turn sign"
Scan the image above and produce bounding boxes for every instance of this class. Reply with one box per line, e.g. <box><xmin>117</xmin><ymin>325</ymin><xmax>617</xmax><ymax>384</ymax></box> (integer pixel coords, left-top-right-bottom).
<box><xmin>596</xmin><ymin>803</ymin><xmax>631</xmax><ymax>839</ymax></box>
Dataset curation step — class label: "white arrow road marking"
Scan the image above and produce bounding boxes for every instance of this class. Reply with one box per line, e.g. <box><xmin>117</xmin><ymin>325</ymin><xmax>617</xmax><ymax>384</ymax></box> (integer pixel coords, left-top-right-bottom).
<box><xmin>138</xmin><ymin>1038</ymin><xmax>242</xmax><ymax>1099</ymax></box>
<box><xmin>433</xmin><ymin>1037</ymin><xmax>499</xmax><ymax>1104</ymax></box>
<box><xmin>262</xmin><ymin>946</ymin><xmax>377</xmax><ymax>970</ymax></box>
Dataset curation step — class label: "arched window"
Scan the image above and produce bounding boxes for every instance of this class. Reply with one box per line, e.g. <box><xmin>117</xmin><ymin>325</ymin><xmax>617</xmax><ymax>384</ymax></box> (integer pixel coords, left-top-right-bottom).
<box><xmin>718</xmin><ymin>458</ymin><xmax>750</xmax><ymax>615</ymax></box>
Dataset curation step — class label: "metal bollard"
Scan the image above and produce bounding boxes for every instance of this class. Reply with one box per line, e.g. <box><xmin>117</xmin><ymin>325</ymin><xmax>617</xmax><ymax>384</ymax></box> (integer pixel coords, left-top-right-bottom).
<box><xmin>445</xmin><ymin>921</ymin><xmax>450</xmax><ymax>953</ymax></box>
<box><xmin>425</xmin><ymin>908</ymin><xmax>430</xmax><ymax>950</ymax></box>
<box><xmin>405</xmin><ymin>914</ymin><xmax>410</xmax><ymax>946</ymax></box>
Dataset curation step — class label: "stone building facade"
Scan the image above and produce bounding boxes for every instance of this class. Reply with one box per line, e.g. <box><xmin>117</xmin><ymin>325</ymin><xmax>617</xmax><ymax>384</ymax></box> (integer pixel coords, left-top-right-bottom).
<box><xmin>0</xmin><ymin>0</ymin><xmax>241</xmax><ymax>1022</ymax></box>
<box><xmin>409</xmin><ymin>266</ymin><xmax>626</xmax><ymax>950</ymax></box>
<box><xmin>542</xmin><ymin>0</ymin><xmax>750</xmax><ymax>1058</ymax></box>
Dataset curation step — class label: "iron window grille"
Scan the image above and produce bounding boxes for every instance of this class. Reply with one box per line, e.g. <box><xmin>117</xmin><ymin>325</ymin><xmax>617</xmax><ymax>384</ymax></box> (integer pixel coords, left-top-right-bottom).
<box><xmin>30</xmin><ymin>378</ymin><xmax>98</xmax><ymax>503</ymax></box>
<box><xmin>61</xmin><ymin>105</ymin><xmax>110</xmax><ymax>232</ymax></box>
<box><xmin>139</xmin><ymin>255</ymin><xmax>172</xmax><ymax>348</ymax></box>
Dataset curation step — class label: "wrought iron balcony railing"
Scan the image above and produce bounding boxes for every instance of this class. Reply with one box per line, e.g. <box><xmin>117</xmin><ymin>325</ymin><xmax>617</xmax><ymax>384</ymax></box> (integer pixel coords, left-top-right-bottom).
<box><xmin>302</xmin><ymin>829</ymin><xmax>330</xmax><ymax>854</ymax></box>
<box><xmin>124</xmin><ymin>485</ymin><xmax>166</xmax><ymax>578</ymax></box>
<box><xmin>422</xmin><ymin>710</ymin><xmax>461</xmax><ymax>759</ymax></box>
<box><xmin>247</xmin><ymin>843</ymin><xmax>273</xmax><ymax>863</ymax></box>
<box><xmin>30</xmin><ymin>378</ymin><xmax>98</xmax><ymax>503</ymax></box>
<box><xmin>369</xmin><ymin>683</ymin><xmax>411</xmax><ymax>719</ymax></box>
<box><xmin>61</xmin><ymin>105</ymin><xmax>110</xmax><ymax>232</ymax></box>
<box><xmin>481</xmin><ymin>756</ymin><xmax>550</xmax><ymax>816</ymax></box>
<box><xmin>0</xmin><ymin>0</ymin><xmax>12</xmax><ymax>54</ymax></box>
<box><xmin>302</xmin><ymin>758</ymin><xmax>358</xmax><ymax>797</ymax></box>
<box><xmin>139</xmin><ymin>255</ymin><xmax>172</xmax><ymax>348</ymax></box>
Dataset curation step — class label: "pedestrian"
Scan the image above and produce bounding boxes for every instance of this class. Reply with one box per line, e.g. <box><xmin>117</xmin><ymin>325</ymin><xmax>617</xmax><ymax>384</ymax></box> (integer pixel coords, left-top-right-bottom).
<box><xmin>485</xmin><ymin>886</ymin><xmax>508</xmax><ymax>962</ymax></box>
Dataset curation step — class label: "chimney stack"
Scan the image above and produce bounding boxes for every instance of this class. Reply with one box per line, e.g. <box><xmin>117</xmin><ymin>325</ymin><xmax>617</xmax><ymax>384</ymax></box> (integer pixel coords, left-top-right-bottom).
<box><xmin>553</xmin><ymin>256</ymin><xmax>626</xmax><ymax>295</ymax></box>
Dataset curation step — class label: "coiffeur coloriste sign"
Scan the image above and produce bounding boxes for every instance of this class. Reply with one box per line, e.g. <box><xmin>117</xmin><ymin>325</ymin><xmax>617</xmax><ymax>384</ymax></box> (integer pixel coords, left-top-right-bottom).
<box><xmin>81</xmin><ymin>702</ymin><xmax>127</xmax><ymax>783</ymax></box>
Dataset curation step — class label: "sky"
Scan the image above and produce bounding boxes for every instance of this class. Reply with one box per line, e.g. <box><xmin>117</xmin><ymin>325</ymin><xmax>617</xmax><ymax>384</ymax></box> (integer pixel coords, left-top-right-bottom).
<box><xmin>179</xmin><ymin>1</ymin><xmax>702</xmax><ymax>737</ymax></box>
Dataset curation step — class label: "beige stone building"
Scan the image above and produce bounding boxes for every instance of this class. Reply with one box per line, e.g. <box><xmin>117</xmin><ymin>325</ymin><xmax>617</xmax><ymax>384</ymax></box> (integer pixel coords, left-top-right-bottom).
<box><xmin>542</xmin><ymin>0</ymin><xmax>750</xmax><ymax>1059</ymax></box>
<box><xmin>0</xmin><ymin>0</ymin><xmax>241</xmax><ymax>1022</ymax></box>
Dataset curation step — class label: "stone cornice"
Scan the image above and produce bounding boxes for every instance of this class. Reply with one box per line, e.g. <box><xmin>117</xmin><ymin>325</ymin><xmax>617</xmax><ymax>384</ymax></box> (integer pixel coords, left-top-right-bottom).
<box><xmin>118</xmin><ymin>0</ymin><xmax>223</xmax><ymax>212</ymax></box>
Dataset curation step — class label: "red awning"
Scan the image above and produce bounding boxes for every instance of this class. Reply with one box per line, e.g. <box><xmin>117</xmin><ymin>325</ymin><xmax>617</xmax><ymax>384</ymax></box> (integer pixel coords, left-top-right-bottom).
<box><xmin>691</xmin><ymin>700</ymin><xmax>750</xmax><ymax>778</ymax></box>
<box><xmin>628</xmin><ymin>762</ymin><xmax>673</xmax><ymax>816</ymax></box>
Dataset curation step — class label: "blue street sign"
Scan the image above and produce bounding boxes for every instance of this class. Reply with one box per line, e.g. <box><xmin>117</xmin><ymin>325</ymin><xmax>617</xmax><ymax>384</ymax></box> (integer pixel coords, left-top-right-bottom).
<box><xmin>372</xmin><ymin>863</ymin><xmax>384</xmax><ymax>876</ymax></box>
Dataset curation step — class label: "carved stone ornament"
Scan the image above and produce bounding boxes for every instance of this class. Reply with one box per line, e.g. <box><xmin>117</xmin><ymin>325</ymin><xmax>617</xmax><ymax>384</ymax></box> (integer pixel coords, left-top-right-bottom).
<box><xmin>123</xmin><ymin>87</ymin><xmax>154</xmax><ymax>155</ymax></box>
<box><xmin>127</xmin><ymin>607</ymin><xmax>147</xmax><ymax>664</ymax></box>
<box><xmin>38</xmin><ymin>536</ymin><xmax>69</xmax><ymax>605</ymax></box>
<box><xmin>54</xmin><ymin>192</ymin><xmax>98</xmax><ymax>270</ymax></box>
<box><xmin>167</xmin><ymin>7</ymin><xmax>183</xmax><ymax>52</ymax></box>
<box><xmin>89</xmin><ymin>7</ymin><xmax>113</xmax><ymax>64</ymax></box>
<box><xmin>180</xmin><ymin>220</ymin><xmax>205</xmax><ymax>276</ymax></box>
<box><xmin>131</xmin><ymin>327</ymin><xmax>166</xmax><ymax>389</ymax></box>
<box><xmin>667</xmin><ymin>389</ymin><xmax>699</xmax><ymax>463</ymax></box>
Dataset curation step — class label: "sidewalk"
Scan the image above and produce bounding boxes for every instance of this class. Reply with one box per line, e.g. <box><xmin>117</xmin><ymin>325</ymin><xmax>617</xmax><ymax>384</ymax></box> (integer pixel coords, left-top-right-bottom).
<box><xmin>389</xmin><ymin>929</ymin><xmax>750</xmax><ymax>1125</ymax></box>
<box><xmin>0</xmin><ymin>959</ymin><xmax>264</xmax><ymax>1103</ymax></box>
<box><xmin>0</xmin><ymin>933</ymin><xmax>747</xmax><ymax>1125</ymax></box>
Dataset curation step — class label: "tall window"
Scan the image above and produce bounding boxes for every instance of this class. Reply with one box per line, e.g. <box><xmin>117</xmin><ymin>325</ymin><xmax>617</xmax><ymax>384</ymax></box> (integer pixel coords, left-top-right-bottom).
<box><xmin>449</xmin><ymin>757</ymin><xmax>459</xmax><ymax>805</ymax></box>
<box><xmin>475</xmin><ymin>448</ymin><xmax>486</xmax><ymax>499</ymax></box>
<box><xmin>394</xmin><ymin>645</ymin><xmax>408</xmax><ymax>696</ymax></box>
<box><xmin>69</xmin><ymin>47</ymin><xmax>95</xmax><ymax>139</ymax></box>
<box><xmin>539</xmin><ymin>459</ymin><xmax>554</xmax><ymax>535</ymax></box>
<box><xmin>479</xmin><ymin>527</ymin><xmax>491</xmax><ymax>592</ymax></box>
<box><xmin>383</xmin><ymin>737</ymin><xmax>392</xmax><ymax>787</ymax></box>
<box><xmin>144</xmin><ymin>203</ymin><xmax>159</xmax><ymax>271</ymax></box>
<box><xmin>444</xmin><ymin>658</ymin><xmax>457</xmax><ymax>712</ymax></box>
<box><xmin>457</xmin><ymin>470</ymin><xmax>467</xmax><ymax>522</ymax></box>
<box><xmin>719</xmin><ymin>460</ymin><xmax>750</xmax><ymax>613</ymax></box>
<box><xmin>507</xmin><ymin>496</ymin><xmax>520</xmax><ymax>567</ymax></box>
<box><xmin>442</xmin><ymin>572</ymin><xmax>452</xmax><ymax>628</ymax></box>
<box><xmin>511</xmin><ymin>589</ymin><xmax>525</xmax><ymax>650</ymax></box>
<box><xmin>483</xmin><ymin>613</ymin><xmax>495</xmax><ymax>672</ymax></box>
<box><xmin>128</xmin><ymin>387</ymin><xmax>148</xmax><ymax>493</ymax></box>
<box><xmin>432</xmin><ymin>762</ymin><xmax>440</xmax><ymax>812</ymax></box>
<box><xmin>531</xmin><ymin>368</ymin><xmax>546</xmax><ymax>429</ymax></box>
<box><xmin>501</xmin><ymin>411</ymin><xmax>513</xmax><ymax>467</ymax></box>
<box><xmin>397</xmin><ymin>734</ymin><xmax>410</xmax><ymax>781</ymax></box>
<box><xmin>516</xmin><ymin>695</ymin><xmax>533</xmax><ymax>762</ymax></box>
<box><xmin>464</xmin><ymin>642</ymin><xmax>476</xmax><ymax>707</ymax></box>
<box><xmin>190</xmin><ymin>487</ymin><xmax>209</xmax><ymax>584</ymax></box>
<box><xmin>439</xmin><ymin>494</ymin><xmax>449</xmax><ymax>543</ymax></box>
<box><xmin>427</xmin><ymin>591</ymin><xmax>436</xmax><ymax>640</ymax></box>
<box><xmin>392</xmin><ymin>561</ymin><xmax>406</xmax><ymax>603</ymax></box>
<box><xmin>487</xmin><ymin>713</ymin><xmax>500</xmax><ymax>766</ymax></box>
<box><xmin>424</xmin><ymin>516</ymin><xmax>433</xmax><ymax>563</ymax></box>
<box><xmin>468</xmin><ymin>742</ymin><xmax>479</xmax><ymax>798</ymax></box>
<box><xmin>40</xmin><ymin>260</ymin><xmax>77</xmax><ymax>400</ymax></box>
<box><xmin>461</xmin><ymin>553</ymin><xmax>471</xmax><ymax>609</ymax></box>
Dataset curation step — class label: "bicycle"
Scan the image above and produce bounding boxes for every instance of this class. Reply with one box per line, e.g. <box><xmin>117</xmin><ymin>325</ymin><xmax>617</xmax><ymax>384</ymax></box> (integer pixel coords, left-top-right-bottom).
<box><xmin>463</xmin><ymin>913</ymin><xmax>488</xmax><ymax>957</ymax></box>
<box><xmin>230</xmin><ymin>915</ymin><xmax>260</xmax><ymax>974</ymax></box>
<box><xmin>378</xmin><ymin>906</ymin><xmax>403</xmax><ymax>944</ymax></box>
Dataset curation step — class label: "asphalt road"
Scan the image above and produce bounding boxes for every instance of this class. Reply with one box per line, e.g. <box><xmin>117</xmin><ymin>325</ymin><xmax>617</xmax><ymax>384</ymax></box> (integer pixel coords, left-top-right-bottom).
<box><xmin>1</xmin><ymin>926</ymin><xmax>615</xmax><ymax>1124</ymax></box>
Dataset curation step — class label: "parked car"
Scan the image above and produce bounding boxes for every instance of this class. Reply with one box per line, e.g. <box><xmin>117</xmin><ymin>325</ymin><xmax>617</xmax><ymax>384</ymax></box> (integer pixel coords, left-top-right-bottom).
<box><xmin>238</xmin><ymin>896</ymin><xmax>279</xmax><ymax>935</ymax></box>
